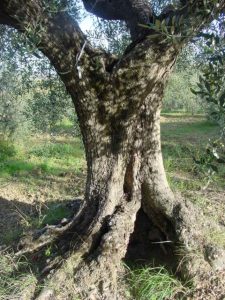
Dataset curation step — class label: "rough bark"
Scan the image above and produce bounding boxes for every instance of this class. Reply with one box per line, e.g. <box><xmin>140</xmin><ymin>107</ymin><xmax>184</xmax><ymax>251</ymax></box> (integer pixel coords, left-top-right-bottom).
<box><xmin>1</xmin><ymin>1</ymin><xmax>225</xmax><ymax>299</ymax></box>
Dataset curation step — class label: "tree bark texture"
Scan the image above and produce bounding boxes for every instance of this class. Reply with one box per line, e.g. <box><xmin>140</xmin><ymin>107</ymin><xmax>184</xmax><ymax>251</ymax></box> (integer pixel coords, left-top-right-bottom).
<box><xmin>1</xmin><ymin>1</ymin><xmax>225</xmax><ymax>299</ymax></box>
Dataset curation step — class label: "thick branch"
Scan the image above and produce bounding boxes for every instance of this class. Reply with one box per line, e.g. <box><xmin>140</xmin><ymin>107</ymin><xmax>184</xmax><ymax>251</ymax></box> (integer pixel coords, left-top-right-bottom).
<box><xmin>82</xmin><ymin>0</ymin><xmax>153</xmax><ymax>40</ymax></box>
<box><xmin>0</xmin><ymin>0</ymin><xmax>116</xmax><ymax>119</ymax></box>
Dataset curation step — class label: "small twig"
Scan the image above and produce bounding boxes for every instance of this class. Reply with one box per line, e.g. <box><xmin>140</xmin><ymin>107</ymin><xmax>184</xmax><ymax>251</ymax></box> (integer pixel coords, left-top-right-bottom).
<box><xmin>75</xmin><ymin>40</ymin><xmax>87</xmax><ymax>68</ymax></box>
<box><xmin>151</xmin><ymin>240</ymin><xmax>173</xmax><ymax>244</ymax></box>
<box><xmin>75</xmin><ymin>0</ymin><xmax>100</xmax><ymax>79</ymax></box>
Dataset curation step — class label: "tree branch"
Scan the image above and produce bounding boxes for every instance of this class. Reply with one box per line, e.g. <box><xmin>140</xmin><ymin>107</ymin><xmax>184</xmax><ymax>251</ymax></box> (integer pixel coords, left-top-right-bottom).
<box><xmin>0</xmin><ymin>1</ymin><xmax>117</xmax><ymax>111</ymax></box>
<box><xmin>82</xmin><ymin>0</ymin><xmax>153</xmax><ymax>40</ymax></box>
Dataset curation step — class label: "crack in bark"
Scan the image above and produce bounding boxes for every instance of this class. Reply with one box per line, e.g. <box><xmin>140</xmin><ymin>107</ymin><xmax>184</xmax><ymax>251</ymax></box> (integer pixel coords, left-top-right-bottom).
<box><xmin>123</xmin><ymin>155</ymin><xmax>135</xmax><ymax>202</ymax></box>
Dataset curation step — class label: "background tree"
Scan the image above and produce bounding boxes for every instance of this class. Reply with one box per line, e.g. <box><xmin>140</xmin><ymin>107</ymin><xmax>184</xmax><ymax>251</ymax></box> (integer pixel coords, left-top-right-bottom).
<box><xmin>0</xmin><ymin>26</ymin><xmax>78</xmax><ymax>137</ymax></box>
<box><xmin>193</xmin><ymin>25</ymin><xmax>225</xmax><ymax>132</ymax></box>
<box><xmin>191</xmin><ymin>17</ymin><xmax>225</xmax><ymax>184</ymax></box>
<box><xmin>0</xmin><ymin>1</ymin><xmax>225</xmax><ymax>299</ymax></box>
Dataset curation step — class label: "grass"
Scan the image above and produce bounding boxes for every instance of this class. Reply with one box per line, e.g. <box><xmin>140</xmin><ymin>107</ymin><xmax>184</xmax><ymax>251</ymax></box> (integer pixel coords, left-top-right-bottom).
<box><xmin>161</xmin><ymin>118</ymin><xmax>218</xmax><ymax>144</ymax></box>
<box><xmin>207</xmin><ymin>228</ymin><xmax>225</xmax><ymax>248</ymax></box>
<box><xmin>0</xmin><ymin>252</ymin><xmax>37</xmax><ymax>300</ymax></box>
<box><xmin>161</xmin><ymin>115</ymin><xmax>224</xmax><ymax>192</ymax></box>
<box><xmin>0</xmin><ymin>140</ymin><xmax>16</xmax><ymax>161</ymax></box>
<box><xmin>126</xmin><ymin>265</ymin><xmax>188</xmax><ymax>300</ymax></box>
<box><xmin>0</xmin><ymin>202</ymin><xmax>74</xmax><ymax>247</ymax></box>
<box><xmin>0</xmin><ymin>137</ymin><xmax>85</xmax><ymax>181</ymax></box>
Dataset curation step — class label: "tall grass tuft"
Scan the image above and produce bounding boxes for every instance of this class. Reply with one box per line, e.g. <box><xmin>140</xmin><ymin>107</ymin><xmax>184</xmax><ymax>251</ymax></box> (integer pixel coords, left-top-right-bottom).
<box><xmin>126</xmin><ymin>265</ymin><xmax>187</xmax><ymax>300</ymax></box>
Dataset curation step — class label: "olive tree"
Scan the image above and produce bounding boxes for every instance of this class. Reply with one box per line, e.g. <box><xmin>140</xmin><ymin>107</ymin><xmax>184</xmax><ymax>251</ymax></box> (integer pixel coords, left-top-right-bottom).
<box><xmin>0</xmin><ymin>1</ymin><xmax>225</xmax><ymax>299</ymax></box>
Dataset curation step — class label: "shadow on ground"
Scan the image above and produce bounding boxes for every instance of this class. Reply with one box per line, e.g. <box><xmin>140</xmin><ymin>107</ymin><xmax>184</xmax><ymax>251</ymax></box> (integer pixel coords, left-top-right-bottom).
<box><xmin>0</xmin><ymin>196</ymin><xmax>82</xmax><ymax>247</ymax></box>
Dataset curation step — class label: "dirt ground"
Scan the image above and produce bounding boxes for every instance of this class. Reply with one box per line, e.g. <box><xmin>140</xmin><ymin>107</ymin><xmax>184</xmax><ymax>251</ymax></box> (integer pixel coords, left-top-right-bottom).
<box><xmin>0</xmin><ymin>171</ymin><xmax>86</xmax><ymax>247</ymax></box>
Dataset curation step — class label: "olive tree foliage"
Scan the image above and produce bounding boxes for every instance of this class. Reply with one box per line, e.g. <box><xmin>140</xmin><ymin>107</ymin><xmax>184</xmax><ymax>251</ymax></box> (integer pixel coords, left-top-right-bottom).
<box><xmin>24</xmin><ymin>67</ymin><xmax>77</xmax><ymax>135</ymax></box>
<box><xmin>0</xmin><ymin>27</ymin><xmax>32</xmax><ymax>138</ymax></box>
<box><xmin>193</xmin><ymin>23</ymin><xmax>225</xmax><ymax>132</ymax></box>
<box><xmin>190</xmin><ymin>17</ymin><xmax>225</xmax><ymax>179</ymax></box>
<box><xmin>0</xmin><ymin>25</ymin><xmax>78</xmax><ymax>138</ymax></box>
<box><xmin>163</xmin><ymin>70</ymin><xmax>202</xmax><ymax>113</ymax></box>
<box><xmin>86</xmin><ymin>19</ymin><xmax>130</xmax><ymax>55</ymax></box>
<box><xmin>0</xmin><ymin>60</ymin><xmax>26</xmax><ymax>138</ymax></box>
<box><xmin>83</xmin><ymin>0</ymin><xmax>184</xmax><ymax>55</ymax></box>
<box><xmin>0</xmin><ymin>0</ymin><xmax>84</xmax><ymax>138</ymax></box>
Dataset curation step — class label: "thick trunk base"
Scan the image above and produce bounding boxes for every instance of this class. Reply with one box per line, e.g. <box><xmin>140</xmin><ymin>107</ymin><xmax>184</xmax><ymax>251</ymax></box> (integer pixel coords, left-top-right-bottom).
<box><xmin>16</xmin><ymin>190</ymin><xmax>225</xmax><ymax>300</ymax></box>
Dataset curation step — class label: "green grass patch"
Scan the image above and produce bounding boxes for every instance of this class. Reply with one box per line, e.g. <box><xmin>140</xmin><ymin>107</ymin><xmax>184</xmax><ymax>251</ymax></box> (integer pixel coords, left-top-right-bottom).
<box><xmin>161</xmin><ymin>116</ymin><xmax>224</xmax><ymax>193</ymax></box>
<box><xmin>126</xmin><ymin>265</ymin><xmax>188</xmax><ymax>300</ymax></box>
<box><xmin>0</xmin><ymin>160</ymin><xmax>36</xmax><ymax>177</ymax></box>
<box><xmin>161</xmin><ymin>119</ymin><xmax>218</xmax><ymax>143</ymax></box>
<box><xmin>0</xmin><ymin>137</ymin><xmax>85</xmax><ymax>181</ymax></box>
<box><xmin>167</xmin><ymin>176</ymin><xmax>202</xmax><ymax>193</ymax></box>
<box><xmin>207</xmin><ymin>228</ymin><xmax>225</xmax><ymax>248</ymax></box>
<box><xmin>53</xmin><ymin>118</ymin><xmax>79</xmax><ymax>136</ymax></box>
<box><xmin>28</xmin><ymin>140</ymin><xmax>85</xmax><ymax>175</ymax></box>
<box><xmin>161</xmin><ymin>112</ymin><xmax>205</xmax><ymax>118</ymax></box>
<box><xmin>29</xmin><ymin>141</ymin><xmax>83</xmax><ymax>158</ymax></box>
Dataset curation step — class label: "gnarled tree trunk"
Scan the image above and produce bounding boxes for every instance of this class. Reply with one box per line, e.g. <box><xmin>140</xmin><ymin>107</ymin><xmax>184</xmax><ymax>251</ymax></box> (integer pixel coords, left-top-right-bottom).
<box><xmin>1</xmin><ymin>0</ymin><xmax>225</xmax><ymax>299</ymax></box>
<box><xmin>55</xmin><ymin>42</ymin><xmax>180</xmax><ymax>299</ymax></box>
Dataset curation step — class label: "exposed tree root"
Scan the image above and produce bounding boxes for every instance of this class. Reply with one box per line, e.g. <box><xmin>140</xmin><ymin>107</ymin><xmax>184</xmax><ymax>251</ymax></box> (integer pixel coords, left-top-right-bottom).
<box><xmin>15</xmin><ymin>199</ymin><xmax>85</xmax><ymax>257</ymax></box>
<box><xmin>12</xmin><ymin>189</ymin><xmax>225</xmax><ymax>300</ymax></box>
<box><xmin>34</xmin><ymin>198</ymin><xmax>140</xmax><ymax>300</ymax></box>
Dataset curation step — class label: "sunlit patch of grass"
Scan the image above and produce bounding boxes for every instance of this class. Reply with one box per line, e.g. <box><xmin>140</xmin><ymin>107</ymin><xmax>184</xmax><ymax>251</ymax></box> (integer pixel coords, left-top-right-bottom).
<box><xmin>161</xmin><ymin>117</ymin><xmax>218</xmax><ymax>141</ymax></box>
<box><xmin>29</xmin><ymin>141</ymin><xmax>83</xmax><ymax>158</ymax></box>
<box><xmin>161</xmin><ymin>116</ymin><xmax>224</xmax><ymax>194</ymax></box>
<box><xmin>0</xmin><ymin>137</ymin><xmax>85</xmax><ymax>182</ymax></box>
<box><xmin>0</xmin><ymin>160</ymin><xmax>36</xmax><ymax>177</ymax></box>
<box><xmin>162</xmin><ymin>142</ymin><xmax>194</xmax><ymax>174</ymax></box>
<box><xmin>28</xmin><ymin>140</ymin><xmax>85</xmax><ymax>175</ymax></box>
<box><xmin>161</xmin><ymin>112</ymin><xmax>205</xmax><ymax>118</ymax></box>
<box><xmin>0</xmin><ymin>252</ymin><xmax>37</xmax><ymax>300</ymax></box>
<box><xmin>167</xmin><ymin>175</ymin><xmax>202</xmax><ymax>193</ymax></box>
<box><xmin>126</xmin><ymin>265</ymin><xmax>188</xmax><ymax>300</ymax></box>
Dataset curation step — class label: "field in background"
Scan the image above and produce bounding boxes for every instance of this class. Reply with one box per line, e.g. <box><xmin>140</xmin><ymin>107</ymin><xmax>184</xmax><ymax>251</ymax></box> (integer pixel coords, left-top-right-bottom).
<box><xmin>161</xmin><ymin>113</ymin><xmax>224</xmax><ymax>190</ymax></box>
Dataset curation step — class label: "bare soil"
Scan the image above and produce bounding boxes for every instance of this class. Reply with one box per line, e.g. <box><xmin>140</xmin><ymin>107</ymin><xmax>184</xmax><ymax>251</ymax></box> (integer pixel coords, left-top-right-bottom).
<box><xmin>0</xmin><ymin>171</ymin><xmax>85</xmax><ymax>247</ymax></box>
